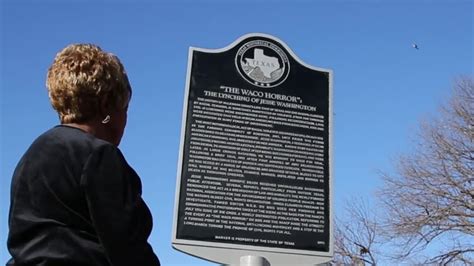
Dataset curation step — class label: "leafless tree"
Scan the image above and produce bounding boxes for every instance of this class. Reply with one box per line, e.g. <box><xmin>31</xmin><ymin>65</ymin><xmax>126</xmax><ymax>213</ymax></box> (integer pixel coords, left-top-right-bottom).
<box><xmin>378</xmin><ymin>77</ymin><xmax>474</xmax><ymax>265</ymax></box>
<box><xmin>333</xmin><ymin>198</ymin><xmax>383</xmax><ymax>265</ymax></box>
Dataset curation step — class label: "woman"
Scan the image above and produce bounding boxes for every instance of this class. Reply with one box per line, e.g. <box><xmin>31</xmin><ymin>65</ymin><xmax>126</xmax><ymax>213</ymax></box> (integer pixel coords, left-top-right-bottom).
<box><xmin>7</xmin><ymin>44</ymin><xmax>160</xmax><ymax>266</ymax></box>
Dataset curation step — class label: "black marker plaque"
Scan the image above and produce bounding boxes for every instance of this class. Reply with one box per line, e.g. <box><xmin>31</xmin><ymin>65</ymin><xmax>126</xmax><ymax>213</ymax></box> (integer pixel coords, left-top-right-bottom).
<box><xmin>173</xmin><ymin>34</ymin><xmax>332</xmax><ymax>256</ymax></box>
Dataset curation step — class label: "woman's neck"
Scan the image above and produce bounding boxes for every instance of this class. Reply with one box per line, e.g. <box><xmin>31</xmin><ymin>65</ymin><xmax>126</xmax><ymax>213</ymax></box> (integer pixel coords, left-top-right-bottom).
<box><xmin>63</xmin><ymin>120</ymin><xmax>114</xmax><ymax>145</ymax></box>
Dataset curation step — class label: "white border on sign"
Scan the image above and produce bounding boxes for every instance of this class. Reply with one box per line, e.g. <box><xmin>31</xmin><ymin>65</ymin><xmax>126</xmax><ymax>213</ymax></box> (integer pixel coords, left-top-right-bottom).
<box><xmin>171</xmin><ymin>32</ymin><xmax>334</xmax><ymax>265</ymax></box>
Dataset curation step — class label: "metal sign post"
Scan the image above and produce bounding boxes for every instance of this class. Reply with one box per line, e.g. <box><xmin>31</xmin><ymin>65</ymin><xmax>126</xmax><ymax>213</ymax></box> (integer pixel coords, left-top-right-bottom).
<box><xmin>237</xmin><ymin>256</ymin><xmax>270</xmax><ymax>266</ymax></box>
<box><xmin>172</xmin><ymin>33</ymin><xmax>333</xmax><ymax>265</ymax></box>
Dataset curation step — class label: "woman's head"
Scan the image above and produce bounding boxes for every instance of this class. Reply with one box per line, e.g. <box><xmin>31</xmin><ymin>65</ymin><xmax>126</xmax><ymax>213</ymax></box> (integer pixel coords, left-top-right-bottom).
<box><xmin>47</xmin><ymin>44</ymin><xmax>131</xmax><ymax>145</ymax></box>
<box><xmin>46</xmin><ymin>44</ymin><xmax>131</xmax><ymax>124</ymax></box>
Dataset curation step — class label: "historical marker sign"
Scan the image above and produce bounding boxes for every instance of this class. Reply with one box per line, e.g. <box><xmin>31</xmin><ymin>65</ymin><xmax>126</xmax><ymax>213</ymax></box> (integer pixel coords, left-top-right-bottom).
<box><xmin>172</xmin><ymin>33</ymin><xmax>333</xmax><ymax>265</ymax></box>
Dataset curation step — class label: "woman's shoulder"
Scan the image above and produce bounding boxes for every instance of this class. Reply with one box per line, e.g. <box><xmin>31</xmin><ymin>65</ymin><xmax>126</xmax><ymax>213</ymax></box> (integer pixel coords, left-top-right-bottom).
<box><xmin>27</xmin><ymin>125</ymin><xmax>118</xmax><ymax>160</ymax></box>
<box><xmin>47</xmin><ymin>125</ymin><xmax>112</xmax><ymax>145</ymax></box>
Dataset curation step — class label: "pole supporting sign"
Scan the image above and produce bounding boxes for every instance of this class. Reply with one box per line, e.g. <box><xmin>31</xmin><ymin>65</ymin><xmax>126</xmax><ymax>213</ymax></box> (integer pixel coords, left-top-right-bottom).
<box><xmin>172</xmin><ymin>33</ymin><xmax>333</xmax><ymax>265</ymax></box>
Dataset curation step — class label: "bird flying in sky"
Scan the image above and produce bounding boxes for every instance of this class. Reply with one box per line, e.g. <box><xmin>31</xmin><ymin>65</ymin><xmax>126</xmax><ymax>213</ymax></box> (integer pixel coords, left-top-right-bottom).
<box><xmin>412</xmin><ymin>43</ymin><xmax>419</xmax><ymax>50</ymax></box>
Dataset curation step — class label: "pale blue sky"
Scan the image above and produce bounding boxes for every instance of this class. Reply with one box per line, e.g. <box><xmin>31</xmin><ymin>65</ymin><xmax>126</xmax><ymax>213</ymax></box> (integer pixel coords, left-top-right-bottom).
<box><xmin>1</xmin><ymin>0</ymin><xmax>472</xmax><ymax>265</ymax></box>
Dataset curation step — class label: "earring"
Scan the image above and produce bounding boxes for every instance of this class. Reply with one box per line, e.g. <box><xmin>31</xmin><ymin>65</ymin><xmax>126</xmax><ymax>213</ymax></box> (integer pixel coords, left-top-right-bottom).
<box><xmin>102</xmin><ymin>115</ymin><xmax>111</xmax><ymax>124</ymax></box>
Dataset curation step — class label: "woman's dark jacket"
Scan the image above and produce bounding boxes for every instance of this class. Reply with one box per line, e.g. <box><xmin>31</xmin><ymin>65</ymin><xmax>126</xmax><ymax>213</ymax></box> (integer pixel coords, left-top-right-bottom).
<box><xmin>7</xmin><ymin>125</ymin><xmax>160</xmax><ymax>266</ymax></box>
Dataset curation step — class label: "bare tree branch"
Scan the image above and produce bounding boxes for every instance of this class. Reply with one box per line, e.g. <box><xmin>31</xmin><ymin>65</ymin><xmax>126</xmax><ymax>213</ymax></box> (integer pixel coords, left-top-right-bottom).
<box><xmin>377</xmin><ymin>76</ymin><xmax>474</xmax><ymax>264</ymax></box>
<box><xmin>333</xmin><ymin>198</ymin><xmax>382</xmax><ymax>265</ymax></box>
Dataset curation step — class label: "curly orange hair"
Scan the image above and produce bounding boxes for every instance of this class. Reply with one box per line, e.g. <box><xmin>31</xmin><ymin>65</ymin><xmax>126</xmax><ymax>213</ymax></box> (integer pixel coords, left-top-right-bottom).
<box><xmin>46</xmin><ymin>44</ymin><xmax>131</xmax><ymax>123</ymax></box>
